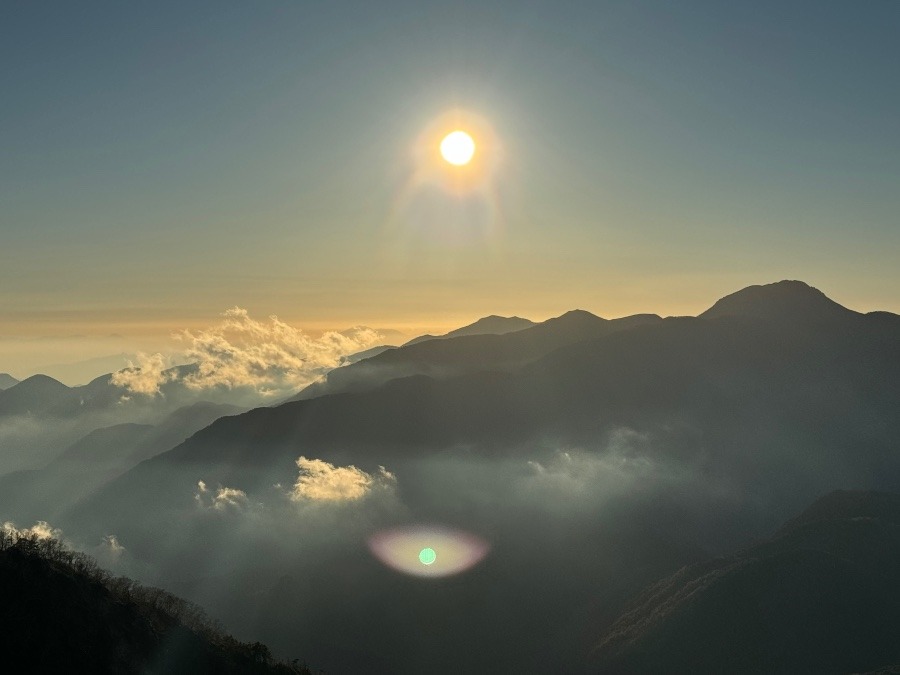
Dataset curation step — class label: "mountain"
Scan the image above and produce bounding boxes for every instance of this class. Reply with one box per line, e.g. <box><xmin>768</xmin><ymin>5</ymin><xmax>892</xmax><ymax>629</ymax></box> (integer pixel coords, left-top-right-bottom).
<box><xmin>0</xmin><ymin>374</ymin><xmax>81</xmax><ymax>417</ymax></box>
<box><xmin>700</xmin><ymin>280</ymin><xmax>858</xmax><ymax>324</ymax></box>
<box><xmin>31</xmin><ymin>353</ymin><xmax>138</xmax><ymax>386</ymax></box>
<box><xmin>0</xmin><ymin>402</ymin><xmax>245</xmax><ymax>525</ymax></box>
<box><xmin>0</xmin><ymin>529</ymin><xmax>309</xmax><ymax>674</ymax></box>
<box><xmin>0</xmin><ymin>373</ymin><xmax>18</xmax><ymax>390</ymax></box>
<box><xmin>65</xmin><ymin>281</ymin><xmax>900</xmax><ymax>552</ymax></box>
<box><xmin>594</xmin><ymin>490</ymin><xmax>900</xmax><ymax>674</ymax></box>
<box><xmin>52</xmin><ymin>422</ymin><xmax>154</xmax><ymax>468</ymax></box>
<box><xmin>339</xmin><ymin>344</ymin><xmax>397</xmax><ymax>365</ymax></box>
<box><xmin>292</xmin><ymin>310</ymin><xmax>661</xmax><ymax>401</ymax></box>
<box><xmin>403</xmin><ymin>315</ymin><xmax>536</xmax><ymax>346</ymax></box>
<box><xmin>58</xmin><ymin>280</ymin><xmax>900</xmax><ymax>673</ymax></box>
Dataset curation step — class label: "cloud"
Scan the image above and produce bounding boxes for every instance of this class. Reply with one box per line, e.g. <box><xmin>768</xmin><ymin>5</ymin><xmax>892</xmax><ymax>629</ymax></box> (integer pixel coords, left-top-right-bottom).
<box><xmin>101</xmin><ymin>533</ymin><xmax>126</xmax><ymax>555</ymax></box>
<box><xmin>109</xmin><ymin>352</ymin><xmax>177</xmax><ymax>396</ymax></box>
<box><xmin>91</xmin><ymin>534</ymin><xmax>127</xmax><ymax>568</ymax></box>
<box><xmin>195</xmin><ymin>480</ymin><xmax>250</xmax><ymax>512</ymax></box>
<box><xmin>110</xmin><ymin>308</ymin><xmax>385</xmax><ymax>399</ymax></box>
<box><xmin>177</xmin><ymin>308</ymin><xmax>384</xmax><ymax>397</ymax></box>
<box><xmin>2</xmin><ymin>519</ymin><xmax>62</xmax><ymax>541</ymax></box>
<box><xmin>291</xmin><ymin>456</ymin><xmax>396</xmax><ymax>502</ymax></box>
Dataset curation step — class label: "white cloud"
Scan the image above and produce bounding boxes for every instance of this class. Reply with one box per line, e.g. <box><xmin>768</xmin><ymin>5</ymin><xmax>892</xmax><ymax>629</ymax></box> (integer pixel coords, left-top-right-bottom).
<box><xmin>214</xmin><ymin>487</ymin><xmax>249</xmax><ymax>511</ymax></box>
<box><xmin>291</xmin><ymin>456</ymin><xmax>396</xmax><ymax>502</ymax></box>
<box><xmin>91</xmin><ymin>534</ymin><xmax>127</xmax><ymax>568</ymax></box>
<box><xmin>109</xmin><ymin>352</ymin><xmax>177</xmax><ymax>396</ymax></box>
<box><xmin>177</xmin><ymin>308</ymin><xmax>383</xmax><ymax>397</ymax></box>
<box><xmin>111</xmin><ymin>308</ymin><xmax>384</xmax><ymax>398</ymax></box>
<box><xmin>195</xmin><ymin>480</ymin><xmax>250</xmax><ymax>512</ymax></box>
<box><xmin>101</xmin><ymin>534</ymin><xmax>126</xmax><ymax>555</ymax></box>
<box><xmin>2</xmin><ymin>520</ymin><xmax>62</xmax><ymax>541</ymax></box>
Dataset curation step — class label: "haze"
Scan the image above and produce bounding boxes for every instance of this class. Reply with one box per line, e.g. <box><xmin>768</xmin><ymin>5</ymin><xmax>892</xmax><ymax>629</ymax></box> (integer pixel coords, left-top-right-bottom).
<box><xmin>3</xmin><ymin>1</ymin><xmax>899</xmax><ymax>378</ymax></box>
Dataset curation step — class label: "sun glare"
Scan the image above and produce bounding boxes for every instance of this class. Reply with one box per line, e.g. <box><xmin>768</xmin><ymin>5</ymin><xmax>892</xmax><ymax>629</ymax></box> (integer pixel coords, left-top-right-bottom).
<box><xmin>440</xmin><ymin>130</ymin><xmax>476</xmax><ymax>166</ymax></box>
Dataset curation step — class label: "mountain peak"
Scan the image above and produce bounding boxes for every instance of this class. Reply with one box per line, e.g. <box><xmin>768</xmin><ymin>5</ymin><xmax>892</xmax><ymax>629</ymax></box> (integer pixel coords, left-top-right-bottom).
<box><xmin>448</xmin><ymin>315</ymin><xmax>534</xmax><ymax>335</ymax></box>
<box><xmin>12</xmin><ymin>374</ymin><xmax>70</xmax><ymax>391</ymax></box>
<box><xmin>403</xmin><ymin>315</ymin><xmax>535</xmax><ymax>345</ymax></box>
<box><xmin>701</xmin><ymin>280</ymin><xmax>857</xmax><ymax>323</ymax></box>
<box><xmin>546</xmin><ymin>309</ymin><xmax>605</xmax><ymax>325</ymax></box>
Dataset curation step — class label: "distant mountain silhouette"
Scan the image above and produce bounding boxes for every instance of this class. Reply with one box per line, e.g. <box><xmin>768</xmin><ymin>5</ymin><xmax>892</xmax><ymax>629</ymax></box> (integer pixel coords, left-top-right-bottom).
<box><xmin>0</xmin><ymin>373</ymin><xmax>19</xmax><ymax>390</ymax></box>
<box><xmin>292</xmin><ymin>310</ymin><xmax>661</xmax><ymax>400</ymax></box>
<box><xmin>0</xmin><ymin>362</ymin><xmax>252</xmax><ymax>424</ymax></box>
<box><xmin>31</xmin><ymin>352</ymin><xmax>144</xmax><ymax>387</ymax></box>
<box><xmin>68</xmin><ymin>280</ymin><xmax>900</xmax><ymax>543</ymax></box>
<box><xmin>52</xmin><ymin>422</ymin><xmax>154</xmax><ymax>467</ymax></box>
<box><xmin>0</xmin><ymin>374</ymin><xmax>81</xmax><ymax>417</ymax></box>
<box><xmin>403</xmin><ymin>315</ymin><xmax>536</xmax><ymax>346</ymax></box>
<box><xmin>594</xmin><ymin>490</ymin><xmax>900</xmax><ymax>674</ymax></box>
<box><xmin>701</xmin><ymin>280</ymin><xmax>858</xmax><ymax>323</ymax></box>
<box><xmin>0</xmin><ymin>401</ymin><xmax>244</xmax><ymax>525</ymax></box>
<box><xmin>47</xmin><ymin>280</ymin><xmax>900</xmax><ymax>673</ymax></box>
<box><xmin>0</xmin><ymin>529</ymin><xmax>309</xmax><ymax>674</ymax></box>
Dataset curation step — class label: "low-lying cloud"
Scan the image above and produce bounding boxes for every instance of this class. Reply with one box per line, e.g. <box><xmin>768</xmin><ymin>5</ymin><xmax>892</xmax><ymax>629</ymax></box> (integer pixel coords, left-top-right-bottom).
<box><xmin>195</xmin><ymin>480</ymin><xmax>250</xmax><ymax>512</ymax></box>
<box><xmin>112</xmin><ymin>308</ymin><xmax>385</xmax><ymax>400</ymax></box>
<box><xmin>291</xmin><ymin>456</ymin><xmax>396</xmax><ymax>502</ymax></box>
<box><xmin>110</xmin><ymin>352</ymin><xmax>178</xmax><ymax>396</ymax></box>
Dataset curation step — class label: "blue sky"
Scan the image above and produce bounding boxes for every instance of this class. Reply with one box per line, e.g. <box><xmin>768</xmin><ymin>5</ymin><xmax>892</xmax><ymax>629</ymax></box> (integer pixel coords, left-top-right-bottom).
<box><xmin>2</xmin><ymin>0</ymin><xmax>898</xmax><ymax>371</ymax></box>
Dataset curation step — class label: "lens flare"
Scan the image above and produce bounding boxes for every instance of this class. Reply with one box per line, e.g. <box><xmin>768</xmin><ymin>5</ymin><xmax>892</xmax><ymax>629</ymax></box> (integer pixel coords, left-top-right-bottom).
<box><xmin>368</xmin><ymin>525</ymin><xmax>489</xmax><ymax>578</ymax></box>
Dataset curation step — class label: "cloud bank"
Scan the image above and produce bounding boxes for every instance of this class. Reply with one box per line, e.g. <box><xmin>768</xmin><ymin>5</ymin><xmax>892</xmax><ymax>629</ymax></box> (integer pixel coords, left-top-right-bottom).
<box><xmin>112</xmin><ymin>308</ymin><xmax>385</xmax><ymax>399</ymax></box>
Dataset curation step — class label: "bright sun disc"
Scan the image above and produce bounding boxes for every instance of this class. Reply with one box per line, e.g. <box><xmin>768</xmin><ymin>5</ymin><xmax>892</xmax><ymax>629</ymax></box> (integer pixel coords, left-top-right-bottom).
<box><xmin>440</xmin><ymin>130</ymin><xmax>475</xmax><ymax>166</ymax></box>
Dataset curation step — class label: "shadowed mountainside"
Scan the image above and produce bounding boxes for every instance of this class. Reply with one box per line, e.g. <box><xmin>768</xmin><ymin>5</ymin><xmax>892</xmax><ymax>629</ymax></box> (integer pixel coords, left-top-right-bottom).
<box><xmin>0</xmin><ymin>529</ymin><xmax>310</xmax><ymax>674</ymax></box>
<box><xmin>292</xmin><ymin>310</ymin><xmax>661</xmax><ymax>401</ymax></box>
<box><xmin>37</xmin><ymin>281</ymin><xmax>900</xmax><ymax>673</ymax></box>
<box><xmin>0</xmin><ymin>402</ymin><xmax>244</xmax><ymax>525</ymax></box>
<box><xmin>594</xmin><ymin>490</ymin><xmax>900</xmax><ymax>674</ymax></box>
<box><xmin>0</xmin><ymin>373</ymin><xmax>18</xmax><ymax>390</ymax></box>
<box><xmin>80</xmin><ymin>282</ymin><xmax>898</xmax><ymax>505</ymax></box>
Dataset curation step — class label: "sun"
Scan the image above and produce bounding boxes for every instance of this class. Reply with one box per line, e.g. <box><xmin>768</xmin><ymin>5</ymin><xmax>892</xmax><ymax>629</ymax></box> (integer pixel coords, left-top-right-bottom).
<box><xmin>440</xmin><ymin>130</ymin><xmax>476</xmax><ymax>166</ymax></box>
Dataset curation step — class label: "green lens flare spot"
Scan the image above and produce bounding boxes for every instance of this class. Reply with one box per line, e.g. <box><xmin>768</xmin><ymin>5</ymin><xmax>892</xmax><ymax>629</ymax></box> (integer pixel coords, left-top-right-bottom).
<box><xmin>419</xmin><ymin>547</ymin><xmax>437</xmax><ymax>566</ymax></box>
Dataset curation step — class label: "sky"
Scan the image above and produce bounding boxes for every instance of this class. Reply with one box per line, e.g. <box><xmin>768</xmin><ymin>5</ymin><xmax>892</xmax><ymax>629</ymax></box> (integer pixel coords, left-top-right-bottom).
<box><xmin>2</xmin><ymin>0</ymin><xmax>899</xmax><ymax>376</ymax></box>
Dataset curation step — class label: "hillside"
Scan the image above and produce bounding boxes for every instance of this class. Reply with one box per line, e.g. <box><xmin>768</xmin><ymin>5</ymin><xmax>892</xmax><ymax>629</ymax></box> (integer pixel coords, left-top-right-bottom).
<box><xmin>293</xmin><ymin>310</ymin><xmax>661</xmax><ymax>400</ymax></box>
<box><xmin>48</xmin><ymin>281</ymin><xmax>900</xmax><ymax>672</ymax></box>
<box><xmin>77</xmin><ymin>281</ymin><xmax>900</xmax><ymax>512</ymax></box>
<box><xmin>0</xmin><ymin>528</ymin><xmax>310</xmax><ymax>674</ymax></box>
<box><xmin>594</xmin><ymin>490</ymin><xmax>900</xmax><ymax>674</ymax></box>
<box><xmin>0</xmin><ymin>402</ymin><xmax>245</xmax><ymax>526</ymax></box>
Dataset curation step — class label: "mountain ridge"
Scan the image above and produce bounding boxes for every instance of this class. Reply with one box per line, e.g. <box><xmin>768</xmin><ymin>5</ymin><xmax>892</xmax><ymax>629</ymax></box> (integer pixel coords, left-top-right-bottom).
<box><xmin>594</xmin><ymin>490</ymin><xmax>900</xmax><ymax>674</ymax></box>
<box><xmin>403</xmin><ymin>314</ymin><xmax>536</xmax><ymax>346</ymax></box>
